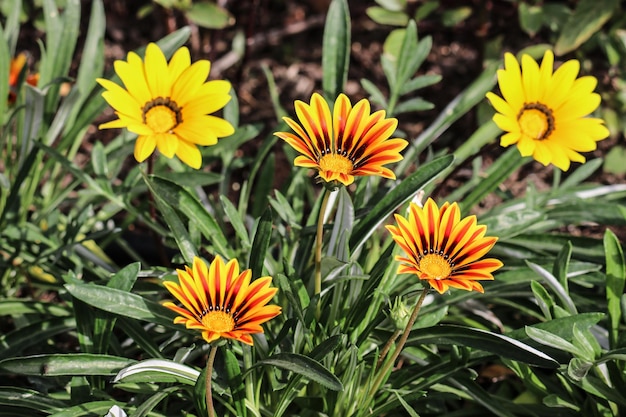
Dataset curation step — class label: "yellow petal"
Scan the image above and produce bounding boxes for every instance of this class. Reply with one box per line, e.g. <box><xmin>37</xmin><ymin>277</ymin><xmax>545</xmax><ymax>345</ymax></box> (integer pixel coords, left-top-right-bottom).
<box><xmin>175</xmin><ymin>139</ymin><xmax>202</xmax><ymax>169</ymax></box>
<box><xmin>134</xmin><ymin>135</ymin><xmax>156</xmax><ymax>162</ymax></box>
<box><xmin>144</xmin><ymin>43</ymin><xmax>170</xmax><ymax>97</ymax></box>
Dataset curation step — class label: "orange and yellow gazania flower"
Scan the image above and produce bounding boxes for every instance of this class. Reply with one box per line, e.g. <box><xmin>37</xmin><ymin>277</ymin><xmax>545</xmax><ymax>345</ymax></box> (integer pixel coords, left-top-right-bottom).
<box><xmin>97</xmin><ymin>43</ymin><xmax>234</xmax><ymax>169</ymax></box>
<box><xmin>275</xmin><ymin>93</ymin><xmax>408</xmax><ymax>187</ymax></box>
<box><xmin>486</xmin><ymin>50</ymin><xmax>609</xmax><ymax>171</ymax></box>
<box><xmin>163</xmin><ymin>256</ymin><xmax>281</xmax><ymax>346</ymax></box>
<box><xmin>8</xmin><ymin>53</ymin><xmax>39</xmax><ymax>103</ymax></box>
<box><xmin>386</xmin><ymin>199</ymin><xmax>502</xmax><ymax>294</ymax></box>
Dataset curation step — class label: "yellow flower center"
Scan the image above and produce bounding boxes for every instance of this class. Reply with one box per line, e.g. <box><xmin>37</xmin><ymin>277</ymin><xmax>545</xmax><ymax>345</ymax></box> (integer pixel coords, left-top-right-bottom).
<box><xmin>419</xmin><ymin>253</ymin><xmax>452</xmax><ymax>280</ymax></box>
<box><xmin>202</xmin><ymin>310</ymin><xmax>235</xmax><ymax>333</ymax></box>
<box><xmin>142</xmin><ymin>97</ymin><xmax>183</xmax><ymax>133</ymax></box>
<box><xmin>318</xmin><ymin>153</ymin><xmax>354</xmax><ymax>175</ymax></box>
<box><xmin>517</xmin><ymin>102</ymin><xmax>555</xmax><ymax>141</ymax></box>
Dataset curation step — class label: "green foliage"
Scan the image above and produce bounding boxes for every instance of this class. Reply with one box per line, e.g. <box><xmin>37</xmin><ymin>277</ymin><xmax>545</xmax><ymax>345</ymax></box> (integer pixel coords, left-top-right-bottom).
<box><xmin>1</xmin><ymin>0</ymin><xmax>625</xmax><ymax>416</ymax></box>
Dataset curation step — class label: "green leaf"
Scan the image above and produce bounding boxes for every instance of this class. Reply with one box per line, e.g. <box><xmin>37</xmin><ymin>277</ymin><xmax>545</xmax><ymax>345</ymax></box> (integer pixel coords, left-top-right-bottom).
<box><xmin>530</xmin><ymin>281</ymin><xmax>554</xmax><ymax>320</ymax></box>
<box><xmin>147</xmin><ymin>175</ymin><xmax>232</xmax><ymax>258</ymax></box>
<box><xmin>366</xmin><ymin>7</ymin><xmax>409</xmax><ymax>26</ymax></box>
<box><xmin>185</xmin><ymin>2</ymin><xmax>234</xmax><ymax>29</ymax></box>
<box><xmin>393</xmin><ymin>96</ymin><xmax>434</xmax><ymax>114</ymax></box>
<box><xmin>0</xmin><ymin>354</ymin><xmax>135</xmax><ymax>376</ymax></box>
<box><xmin>525</xmin><ymin>326</ymin><xmax>585</xmax><ymax>357</ymax></box>
<box><xmin>253</xmin><ymin>352</ymin><xmax>343</xmax><ymax>391</ymax></box>
<box><xmin>221</xmin><ymin>194</ymin><xmax>250</xmax><ymax>248</ymax></box>
<box><xmin>526</xmin><ymin>261</ymin><xmax>577</xmax><ymax>315</ymax></box>
<box><xmin>148</xmin><ymin>181</ymin><xmax>198</xmax><ymax>264</ymax></box>
<box><xmin>0</xmin><ymin>317</ymin><xmax>76</xmax><ymax>360</ymax></box>
<box><xmin>554</xmin><ymin>0</ymin><xmax>619</xmax><ymax>55</ymax></box>
<box><xmin>50</xmin><ymin>401</ymin><xmax>120</xmax><ymax>417</ymax></box>
<box><xmin>40</xmin><ymin>0</ymin><xmax>80</xmax><ymax>111</ymax></box>
<box><xmin>350</xmin><ymin>155</ymin><xmax>454</xmax><ymax>253</ymax></box>
<box><xmin>460</xmin><ymin>147</ymin><xmax>526</xmax><ymax>211</ymax></box>
<box><xmin>0</xmin><ymin>299</ymin><xmax>70</xmax><ymax>317</ymax></box>
<box><xmin>322</xmin><ymin>0</ymin><xmax>351</xmax><ymax>98</ymax></box>
<box><xmin>66</xmin><ymin>0</ymin><xmax>104</xmax><ymax>129</ymax></box>
<box><xmin>604</xmin><ymin>229</ymin><xmax>625</xmax><ymax>349</ymax></box>
<box><xmin>113</xmin><ymin>358</ymin><xmax>200</xmax><ymax>385</ymax></box>
<box><xmin>223</xmin><ymin>349</ymin><xmax>247</xmax><ymax>417</ymax></box>
<box><xmin>411</xmin><ymin>325</ymin><xmax>559</xmax><ymax>368</ymax></box>
<box><xmin>249</xmin><ymin>207</ymin><xmax>273</xmax><ymax>279</ymax></box>
<box><xmin>65</xmin><ymin>283</ymin><xmax>179</xmax><ymax>329</ymax></box>
<box><xmin>0</xmin><ymin>387</ymin><xmax>65</xmax><ymax>414</ymax></box>
<box><xmin>518</xmin><ymin>3</ymin><xmax>544</xmax><ymax>37</ymax></box>
<box><xmin>604</xmin><ymin>146</ymin><xmax>626</xmax><ymax>175</ymax></box>
<box><xmin>0</xmin><ymin>25</ymin><xmax>9</xmax><ymax>123</ymax></box>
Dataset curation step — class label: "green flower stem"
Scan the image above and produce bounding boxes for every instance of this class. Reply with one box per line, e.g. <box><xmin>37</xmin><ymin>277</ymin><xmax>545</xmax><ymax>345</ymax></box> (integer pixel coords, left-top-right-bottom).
<box><xmin>314</xmin><ymin>189</ymin><xmax>332</xmax><ymax>314</ymax></box>
<box><xmin>206</xmin><ymin>344</ymin><xmax>218</xmax><ymax>417</ymax></box>
<box><xmin>365</xmin><ymin>287</ymin><xmax>429</xmax><ymax>410</ymax></box>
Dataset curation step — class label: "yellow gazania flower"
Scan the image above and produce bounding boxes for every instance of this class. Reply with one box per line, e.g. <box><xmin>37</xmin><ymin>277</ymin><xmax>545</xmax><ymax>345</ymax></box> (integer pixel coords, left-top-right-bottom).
<box><xmin>275</xmin><ymin>93</ymin><xmax>408</xmax><ymax>187</ymax></box>
<box><xmin>386</xmin><ymin>199</ymin><xmax>503</xmax><ymax>294</ymax></box>
<box><xmin>486</xmin><ymin>50</ymin><xmax>609</xmax><ymax>171</ymax></box>
<box><xmin>163</xmin><ymin>256</ymin><xmax>281</xmax><ymax>346</ymax></box>
<box><xmin>97</xmin><ymin>43</ymin><xmax>235</xmax><ymax>169</ymax></box>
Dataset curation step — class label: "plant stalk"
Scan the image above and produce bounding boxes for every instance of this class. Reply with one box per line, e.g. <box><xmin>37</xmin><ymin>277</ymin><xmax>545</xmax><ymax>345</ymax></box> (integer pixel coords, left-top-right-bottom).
<box><xmin>206</xmin><ymin>344</ymin><xmax>218</xmax><ymax>417</ymax></box>
<box><xmin>314</xmin><ymin>189</ymin><xmax>332</xmax><ymax>315</ymax></box>
<box><xmin>365</xmin><ymin>287</ymin><xmax>429</xmax><ymax>410</ymax></box>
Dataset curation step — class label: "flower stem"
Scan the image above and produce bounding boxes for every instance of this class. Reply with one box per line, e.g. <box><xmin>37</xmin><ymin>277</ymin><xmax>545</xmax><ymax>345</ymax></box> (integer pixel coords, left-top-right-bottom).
<box><xmin>366</xmin><ymin>287</ymin><xmax>429</xmax><ymax>406</ymax></box>
<box><xmin>376</xmin><ymin>329</ymin><xmax>401</xmax><ymax>370</ymax></box>
<box><xmin>206</xmin><ymin>345</ymin><xmax>218</xmax><ymax>417</ymax></box>
<box><xmin>314</xmin><ymin>189</ymin><xmax>331</xmax><ymax>315</ymax></box>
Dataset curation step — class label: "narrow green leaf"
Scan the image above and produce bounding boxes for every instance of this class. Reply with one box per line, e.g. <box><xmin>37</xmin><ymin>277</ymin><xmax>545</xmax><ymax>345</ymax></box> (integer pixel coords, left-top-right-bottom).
<box><xmin>527</xmin><ymin>261</ymin><xmax>577</xmax><ymax>315</ymax></box>
<box><xmin>604</xmin><ymin>229</ymin><xmax>625</xmax><ymax>349</ymax></box>
<box><xmin>65</xmin><ymin>283</ymin><xmax>178</xmax><ymax>329</ymax></box>
<box><xmin>0</xmin><ymin>317</ymin><xmax>76</xmax><ymax>360</ymax></box>
<box><xmin>147</xmin><ymin>175</ymin><xmax>232</xmax><ymax>258</ymax></box>
<box><xmin>149</xmin><ymin>181</ymin><xmax>198</xmax><ymax>264</ymax></box>
<box><xmin>93</xmin><ymin>263</ymin><xmax>140</xmax><ymax>354</ymax></box>
<box><xmin>0</xmin><ymin>387</ymin><xmax>65</xmax><ymax>414</ymax></box>
<box><xmin>223</xmin><ymin>349</ymin><xmax>247</xmax><ymax>417</ymax></box>
<box><xmin>66</xmin><ymin>0</ymin><xmax>105</xmax><ymax>130</ymax></box>
<box><xmin>366</xmin><ymin>7</ymin><xmax>409</xmax><ymax>26</ymax></box>
<box><xmin>322</xmin><ymin>0</ymin><xmax>351</xmax><ymax>98</ymax></box>
<box><xmin>0</xmin><ymin>354</ymin><xmax>135</xmax><ymax>376</ymax></box>
<box><xmin>553</xmin><ymin>242</ymin><xmax>572</xmax><ymax>292</ymax></box>
<box><xmin>113</xmin><ymin>359</ymin><xmax>200</xmax><ymax>385</ymax></box>
<box><xmin>525</xmin><ymin>326</ymin><xmax>584</xmax><ymax>357</ymax></box>
<box><xmin>249</xmin><ymin>207</ymin><xmax>273</xmax><ymax>279</ymax></box>
<box><xmin>0</xmin><ymin>299</ymin><xmax>70</xmax><ymax>317</ymax></box>
<box><xmin>254</xmin><ymin>353</ymin><xmax>343</xmax><ymax>391</ymax></box>
<box><xmin>411</xmin><ymin>325</ymin><xmax>559</xmax><ymax>368</ymax></box>
<box><xmin>50</xmin><ymin>401</ymin><xmax>119</xmax><ymax>417</ymax></box>
<box><xmin>460</xmin><ymin>147</ymin><xmax>526</xmax><ymax>211</ymax></box>
<box><xmin>221</xmin><ymin>195</ymin><xmax>250</xmax><ymax>248</ymax></box>
<box><xmin>349</xmin><ymin>155</ymin><xmax>453</xmax><ymax>253</ymax></box>
<box><xmin>530</xmin><ymin>281</ymin><xmax>554</xmax><ymax>320</ymax></box>
<box><xmin>554</xmin><ymin>0</ymin><xmax>619</xmax><ymax>55</ymax></box>
<box><xmin>0</xmin><ymin>25</ymin><xmax>9</xmax><ymax>122</ymax></box>
<box><xmin>185</xmin><ymin>2</ymin><xmax>234</xmax><ymax>29</ymax></box>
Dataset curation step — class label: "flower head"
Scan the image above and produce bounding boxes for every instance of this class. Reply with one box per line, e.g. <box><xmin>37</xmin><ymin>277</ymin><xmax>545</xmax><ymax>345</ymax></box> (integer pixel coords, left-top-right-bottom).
<box><xmin>163</xmin><ymin>256</ymin><xmax>281</xmax><ymax>345</ymax></box>
<box><xmin>486</xmin><ymin>50</ymin><xmax>609</xmax><ymax>171</ymax></box>
<box><xmin>386</xmin><ymin>199</ymin><xmax>502</xmax><ymax>294</ymax></box>
<box><xmin>275</xmin><ymin>93</ymin><xmax>408</xmax><ymax>187</ymax></box>
<box><xmin>97</xmin><ymin>43</ymin><xmax>235</xmax><ymax>169</ymax></box>
<box><xmin>8</xmin><ymin>53</ymin><xmax>39</xmax><ymax>103</ymax></box>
